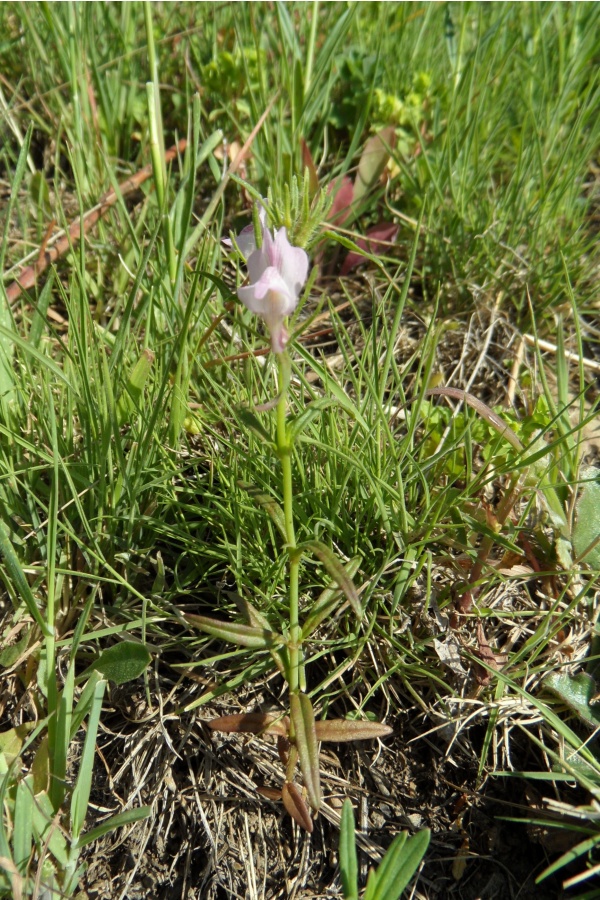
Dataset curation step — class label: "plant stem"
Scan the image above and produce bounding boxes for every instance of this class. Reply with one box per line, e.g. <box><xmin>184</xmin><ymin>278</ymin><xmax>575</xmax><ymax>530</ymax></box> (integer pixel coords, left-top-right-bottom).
<box><xmin>276</xmin><ymin>352</ymin><xmax>301</xmax><ymax>694</ymax></box>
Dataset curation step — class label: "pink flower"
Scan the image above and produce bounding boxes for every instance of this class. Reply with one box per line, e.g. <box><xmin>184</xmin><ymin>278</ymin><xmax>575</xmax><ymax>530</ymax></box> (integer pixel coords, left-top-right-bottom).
<box><xmin>235</xmin><ymin>208</ymin><xmax>309</xmax><ymax>354</ymax></box>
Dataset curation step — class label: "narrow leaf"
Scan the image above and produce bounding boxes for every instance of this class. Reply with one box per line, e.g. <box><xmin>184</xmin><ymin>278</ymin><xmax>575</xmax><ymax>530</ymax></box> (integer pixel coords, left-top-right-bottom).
<box><xmin>13</xmin><ymin>776</ymin><xmax>34</xmax><ymax>875</ymax></box>
<box><xmin>0</xmin><ymin>520</ymin><xmax>48</xmax><ymax>633</ymax></box>
<box><xmin>208</xmin><ymin>713</ymin><xmax>289</xmax><ymax>737</ymax></box>
<box><xmin>365</xmin><ymin>829</ymin><xmax>430</xmax><ymax>900</ymax></box>
<box><xmin>31</xmin><ymin>791</ymin><xmax>69</xmax><ymax>868</ymax></box>
<box><xmin>28</xmin><ymin>271</ymin><xmax>55</xmax><ymax>349</ymax></box>
<box><xmin>315</xmin><ymin>720</ymin><xmax>393</xmax><ymax>743</ymax></box>
<box><xmin>237</xmin><ymin>481</ymin><xmax>287</xmax><ymax>542</ymax></box>
<box><xmin>287</xmin><ymin>399</ymin><xmax>337</xmax><ymax>443</ymax></box>
<box><xmin>236</xmin><ymin>409</ymin><xmax>275</xmax><ymax>447</ymax></box>
<box><xmin>425</xmin><ymin>387</ymin><xmax>523</xmax><ymax>453</ymax></box>
<box><xmin>339</xmin><ymin>799</ymin><xmax>359</xmax><ymax>900</ymax></box>
<box><xmin>282</xmin><ymin>781</ymin><xmax>313</xmax><ymax>833</ymax></box>
<box><xmin>300</xmin><ymin>541</ymin><xmax>361</xmax><ymax>619</ymax></box>
<box><xmin>290</xmin><ymin>692</ymin><xmax>321</xmax><ymax>811</ymax></box>
<box><xmin>232</xmin><ymin>593</ymin><xmax>289</xmax><ymax>678</ymax></box>
<box><xmin>76</xmin><ymin>806</ymin><xmax>151</xmax><ymax>848</ymax></box>
<box><xmin>185</xmin><ymin>613</ymin><xmax>282</xmax><ymax>650</ymax></box>
<box><xmin>71</xmin><ymin>678</ymin><xmax>106</xmax><ymax>839</ymax></box>
<box><xmin>256</xmin><ymin>785</ymin><xmax>283</xmax><ymax>801</ymax></box>
<box><xmin>302</xmin><ymin>557</ymin><xmax>362</xmax><ymax>638</ymax></box>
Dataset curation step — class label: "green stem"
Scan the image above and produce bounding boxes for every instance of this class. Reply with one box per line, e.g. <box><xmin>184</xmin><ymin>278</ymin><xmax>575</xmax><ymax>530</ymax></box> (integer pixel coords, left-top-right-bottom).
<box><xmin>276</xmin><ymin>353</ymin><xmax>301</xmax><ymax>695</ymax></box>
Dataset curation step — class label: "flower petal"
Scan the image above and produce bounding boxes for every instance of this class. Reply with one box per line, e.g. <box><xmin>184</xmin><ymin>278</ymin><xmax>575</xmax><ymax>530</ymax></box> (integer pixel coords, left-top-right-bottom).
<box><xmin>238</xmin><ymin>267</ymin><xmax>297</xmax><ymax>316</ymax></box>
<box><xmin>272</xmin><ymin>228</ymin><xmax>309</xmax><ymax>298</ymax></box>
<box><xmin>234</xmin><ymin>224</ymin><xmax>257</xmax><ymax>259</ymax></box>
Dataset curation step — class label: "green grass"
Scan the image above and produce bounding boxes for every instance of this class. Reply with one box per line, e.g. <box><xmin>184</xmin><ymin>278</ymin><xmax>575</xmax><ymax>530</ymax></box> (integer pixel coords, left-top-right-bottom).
<box><xmin>1</xmin><ymin>2</ymin><xmax>600</xmax><ymax>897</ymax></box>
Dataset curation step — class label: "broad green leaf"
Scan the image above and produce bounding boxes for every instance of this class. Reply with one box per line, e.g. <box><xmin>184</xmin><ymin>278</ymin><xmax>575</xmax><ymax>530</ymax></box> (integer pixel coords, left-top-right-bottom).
<box><xmin>290</xmin><ymin>692</ymin><xmax>321</xmax><ymax>811</ymax></box>
<box><xmin>364</xmin><ymin>829</ymin><xmax>430</xmax><ymax>900</ymax></box>
<box><xmin>544</xmin><ymin>671</ymin><xmax>600</xmax><ymax>728</ymax></box>
<box><xmin>186</xmin><ymin>613</ymin><xmax>283</xmax><ymax>650</ymax></box>
<box><xmin>82</xmin><ymin>641</ymin><xmax>151</xmax><ymax>685</ymax></box>
<box><xmin>300</xmin><ymin>541</ymin><xmax>361</xmax><ymax>619</ymax></box>
<box><xmin>573</xmin><ymin>472</ymin><xmax>600</xmax><ymax>567</ymax></box>
<box><xmin>339</xmin><ymin>799</ymin><xmax>358</xmax><ymax>900</ymax></box>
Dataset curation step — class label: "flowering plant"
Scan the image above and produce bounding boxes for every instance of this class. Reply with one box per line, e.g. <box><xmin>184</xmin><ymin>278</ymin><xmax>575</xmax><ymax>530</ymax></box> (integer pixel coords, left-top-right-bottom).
<box><xmin>186</xmin><ymin>197</ymin><xmax>392</xmax><ymax>832</ymax></box>
<box><xmin>235</xmin><ymin>206</ymin><xmax>309</xmax><ymax>353</ymax></box>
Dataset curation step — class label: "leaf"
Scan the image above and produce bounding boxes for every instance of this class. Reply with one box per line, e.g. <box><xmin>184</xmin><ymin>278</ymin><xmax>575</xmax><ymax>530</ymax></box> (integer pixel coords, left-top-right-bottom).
<box><xmin>13</xmin><ymin>776</ymin><xmax>34</xmax><ymax>876</ymax></box>
<box><xmin>256</xmin><ymin>785</ymin><xmax>283</xmax><ymax>801</ymax></box>
<box><xmin>340</xmin><ymin>222</ymin><xmax>398</xmax><ymax>275</ymax></box>
<box><xmin>0</xmin><ymin>520</ymin><xmax>49</xmax><ymax>634</ymax></box>
<box><xmin>300</xmin><ymin>541</ymin><xmax>361</xmax><ymax>619</ymax></box>
<box><xmin>315</xmin><ymin>720</ymin><xmax>393</xmax><ymax>742</ymax></box>
<box><xmin>339</xmin><ymin>799</ymin><xmax>359</xmax><ymax>900</ymax></box>
<box><xmin>0</xmin><ymin>725</ymin><xmax>29</xmax><ymax>766</ymax></box>
<box><xmin>31</xmin><ymin>791</ymin><xmax>69</xmax><ymax>868</ymax></box>
<box><xmin>32</xmin><ymin>736</ymin><xmax>49</xmax><ymax>794</ymax></box>
<box><xmin>327</xmin><ymin>176</ymin><xmax>355</xmax><ymax>224</ymax></box>
<box><xmin>231</xmin><ymin>593</ymin><xmax>289</xmax><ymax>677</ymax></box>
<box><xmin>364</xmin><ymin>829</ymin><xmax>431</xmax><ymax>900</ymax></box>
<box><xmin>353</xmin><ymin>126</ymin><xmax>396</xmax><ymax>206</ymax></box>
<box><xmin>237</xmin><ymin>481</ymin><xmax>286</xmax><ymax>542</ymax></box>
<box><xmin>70</xmin><ymin>678</ymin><xmax>106</xmax><ymax>839</ymax></box>
<box><xmin>302</xmin><ymin>557</ymin><xmax>362</xmax><ymax>638</ymax></box>
<box><xmin>76</xmin><ymin>806</ymin><xmax>152</xmax><ymax>848</ymax></box>
<box><xmin>573</xmin><ymin>471</ymin><xmax>600</xmax><ymax>567</ymax></box>
<box><xmin>544</xmin><ymin>671</ymin><xmax>600</xmax><ymax>728</ymax></box>
<box><xmin>116</xmin><ymin>349</ymin><xmax>155</xmax><ymax>425</ymax></box>
<box><xmin>287</xmin><ymin>399</ymin><xmax>337</xmax><ymax>443</ymax></box>
<box><xmin>0</xmin><ymin>632</ymin><xmax>29</xmax><ymax>668</ymax></box>
<box><xmin>83</xmin><ymin>641</ymin><xmax>151</xmax><ymax>685</ymax></box>
<box><xmin>289</xmin><ymin>692</ymin><xmax>321</xmax><ymax>811</ymax></box>
<box><xmin>235</xmin><ymin>409</ymin><xmax>275</xmax><ymax>447</ymax></box>
<box><xmin>208</xmin><ymin>713</ymin><xmax>289</xmax><ymax>737</ymax></box>
<box><xmin>300</xmin><ymin>138</ymin><xmax>319</xmax><ymax>196</ymax></box>
<box><xmin>282</xmin><ymin>781</ymin><xmax>313</xmax><ymax>833</ymax></box>
<box><xmin>185</xmin><ymin>613</ymin><xmax>283</xmax><ymax>650</ymax></box>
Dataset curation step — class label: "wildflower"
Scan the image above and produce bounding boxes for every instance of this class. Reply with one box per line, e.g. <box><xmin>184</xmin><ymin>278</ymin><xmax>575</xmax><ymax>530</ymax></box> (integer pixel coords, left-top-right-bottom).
<box><xmin>235</xmin><ymin>207</ymin><xmax>309</xmax><ymax>354</ymax></box>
